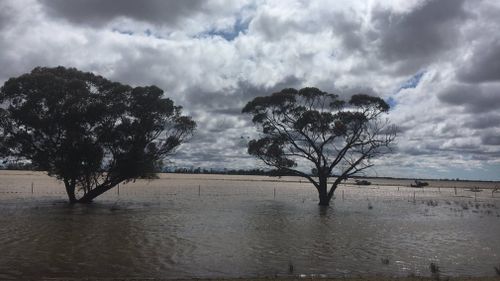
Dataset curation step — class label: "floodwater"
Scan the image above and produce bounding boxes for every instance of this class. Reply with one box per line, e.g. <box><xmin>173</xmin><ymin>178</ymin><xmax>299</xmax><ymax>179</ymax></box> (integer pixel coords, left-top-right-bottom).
<box><xmin>1</xmin><ymin>171</ymin><xmax>499</xmax><ymax>280</ymax></box>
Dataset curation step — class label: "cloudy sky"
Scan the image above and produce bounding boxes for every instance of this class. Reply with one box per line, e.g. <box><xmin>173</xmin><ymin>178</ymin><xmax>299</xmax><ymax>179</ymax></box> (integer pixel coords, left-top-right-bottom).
<box><xmin>1</xmin><ymin>0</ymin><xmax>499</xmax><ymax>180</ymax></box>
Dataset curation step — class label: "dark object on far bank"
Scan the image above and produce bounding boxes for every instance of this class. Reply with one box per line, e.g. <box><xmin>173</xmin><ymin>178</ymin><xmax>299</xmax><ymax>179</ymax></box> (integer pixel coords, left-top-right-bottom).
<box><xmin>243</xmin><ymin>87</ymin><xmax>396</xmax><ymax>206</ymax></box>
<box><xmin>411</xmin><ymin>179</ymin><xmax>429</xmax><ymax>187</ymax></box>
<box><xmin>355</xmin><ymin>179</ymin><xmax>371</xmax><ymax>186</ymax></box>
<box><xmin>0</xmin><ymin>66</ymin><xmax>196</xmax><ymax>203</ymax></box>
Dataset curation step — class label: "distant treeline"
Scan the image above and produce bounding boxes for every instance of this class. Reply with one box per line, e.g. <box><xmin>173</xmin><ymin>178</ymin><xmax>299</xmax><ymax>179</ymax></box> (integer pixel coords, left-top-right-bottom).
<box><xmin>1</xmin><ymin>163</ymin><xmax>498</xmax><ymax>183</ymax></box>
<box><xmin>350</xmin><ymin>175</ymin><xmax>498</xmax><ymax>183</ymax></box>
<box><xmin>165</xmin><ymin>167</ymin><xmax>272</xmax><ymax>176</ymax></box>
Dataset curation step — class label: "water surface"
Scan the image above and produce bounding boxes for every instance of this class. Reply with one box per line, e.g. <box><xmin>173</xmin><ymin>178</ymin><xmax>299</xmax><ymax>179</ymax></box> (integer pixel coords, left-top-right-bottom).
<box><xmin>1</xmin><ymin>172</ymin><xmax>499</xmax><ymax>279</ymax></box>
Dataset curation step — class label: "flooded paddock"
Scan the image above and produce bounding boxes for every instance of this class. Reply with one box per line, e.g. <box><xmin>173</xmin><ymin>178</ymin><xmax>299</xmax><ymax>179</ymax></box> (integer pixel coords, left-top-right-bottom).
<box><xmin>1</xmin><ymin>171</ymin><xmax>499</xmax><ymax>280</ymax></box>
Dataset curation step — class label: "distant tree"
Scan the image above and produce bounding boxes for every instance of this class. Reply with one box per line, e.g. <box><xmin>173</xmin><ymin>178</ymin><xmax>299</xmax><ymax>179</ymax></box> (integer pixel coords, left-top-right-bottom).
<box><xmin>242</xmin><ymin>87</ymin><xmax>396</xmax><ymax>206</ymax></box>
<box><xmin>0</xmin><ymin>66</ymin><xmax>196</xmax><ymax>203</ymax></box>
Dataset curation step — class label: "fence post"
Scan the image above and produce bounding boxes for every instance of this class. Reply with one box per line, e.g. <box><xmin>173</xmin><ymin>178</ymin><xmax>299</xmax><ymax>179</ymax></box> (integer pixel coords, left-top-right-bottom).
<box><xmin>454</xmin><ymin>187</ymin><xmax>457</xmax><ymax>195</ymax></box>
<box><xmin>198</xmin><ymin>185</ymin><xmax>201</xmax><ymax>196</ymax></box>
<box><xmin>117</xmin><ymin>184</ymin><xmax>120</xmax><ymax>195</ymax></box>
<box><xmin>31</xmin><ymin>182</ymin><xmax>34</xmax><ymax>194</ymax></box>
<box><xmin>273</xmin><ymin>188</ymin><xmax>276</xmax><ymax>199</ymax></box>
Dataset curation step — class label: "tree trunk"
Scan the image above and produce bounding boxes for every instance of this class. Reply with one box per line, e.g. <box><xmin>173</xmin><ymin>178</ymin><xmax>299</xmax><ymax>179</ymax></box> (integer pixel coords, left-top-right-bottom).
<box><xmin>64</xmin><ymin>180</ymin><xmax>77</xmax><ymax>204</ymax></box>
<box><xmin>77</xmin><ymin>184</ymin><xmax>115</xmax><ymax>203</ymax></box>
<box><xmin>318</xmin><ymin>176</ymin><xmax>330</xmax><ymax>206</ymax></box>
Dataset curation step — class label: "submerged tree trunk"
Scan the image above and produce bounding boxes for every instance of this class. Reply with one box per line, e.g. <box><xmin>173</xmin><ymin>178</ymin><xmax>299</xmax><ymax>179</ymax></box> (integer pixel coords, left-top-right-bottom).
<box><xmin>76</xmin><ymin>183</ymin><xmax>118</xmax><ymax>203</ymax></box>
<box><xmin>317</xmin><ymin>175</ymin><xmax>340</xmax><ymax>206</ymax></box>
<box><xmin>64</xmin><ymin>179</ymin><xmax>77</xmax><ymax>204</ymax></box>
<box><xmin>318</xmin><ymin>176</ymin><xmax>331</xmax><ymax>206</ymax></box>
<box><xmin>318</xmin><ymin>191</ymin><xmax>330</xmax><ymax>206</ymax></box>
<box><xmin>63</xmin><ymin>178</ymin><xmax>120</xmax><ymax>203</ymax></box>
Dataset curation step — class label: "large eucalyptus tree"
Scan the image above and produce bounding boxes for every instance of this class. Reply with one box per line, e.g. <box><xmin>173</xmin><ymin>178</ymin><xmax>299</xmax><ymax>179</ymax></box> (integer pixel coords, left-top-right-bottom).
<box><xmin>243</xmin><ymin>87</ymin><xmax>396</xmax><ymax>206</ymax></box>
<box><xmin>0</xmin><ymin>66</ymin><xmax>196</xmax><ymax>203</ymax></box>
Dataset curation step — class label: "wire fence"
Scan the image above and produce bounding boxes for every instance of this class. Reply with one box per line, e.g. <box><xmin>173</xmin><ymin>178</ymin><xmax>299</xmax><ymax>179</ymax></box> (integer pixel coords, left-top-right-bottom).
<box><xmin>1</xmin><ymin>177</ymin><xmax>499</xmax><ymax>204</ymax></box>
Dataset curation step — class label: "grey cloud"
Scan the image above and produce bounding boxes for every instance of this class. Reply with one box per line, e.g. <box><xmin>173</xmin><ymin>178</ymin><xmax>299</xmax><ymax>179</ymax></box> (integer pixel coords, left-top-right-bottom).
<box><xmin>438</xmin><ymin>83</ymin><xmax>500</xmax><ymax>113</ymax></box>
<box><xmin>481</xmin><ymin>133</ymin><xmax>500</xmax><ymax>145</ymax></box>
<box><xmin>185</xmin><ymin>75</ymin><xmax>301</xmax><ymax>114</ymax></box>
<box><xmin>0</xmin><ymin>4</ymin><xmax>12</xmax><ymax>30</ymax></box>
<box><xmin>174</xmin><ymin>133</ymin><xmax>253</xmax><ymax>169</ymax></box>
<box><xmin>106</xmin><ymin>46</ymin><xmax>171</xmax><ymax>86</ymax></box>
<box><xmin>249</xmin><ymin>3</ymin><xmax>329</xmax><ymax>41</ymax></box>
<box><xmin>335</xmin><ymin>85</ymin><xmax>379</xmax><ymax>99</ymax></box>
<box><xmin>175</xmin><ymin>149</ymin><xmax>231</xmax><ymax>166</ymax></box>
<box><xmin>185</xmin><ymin>88</ymin><xmax>238</xmax><ymax>111</ymax></box>
<box><xmin>330</xmin><ymin>12</ymin><xmax>365</xmax><ymax>52</ymax></box>
<box><xmin>372</xmin><ymin>0</ymin><xmax>469</xmax><ymax>74</ymax></box>
<box><xmin>396</xmin><ymin>133</ymin><xmax>483</xmax><ymax>157</ymax></box>
<box><xmin>438</xmin><ymin>83</ymin><xmax>477</xmax><ymax>105</ymax></box>
<box><xmin>470</xmin><ymin>154</ymin><xmax>493</xmax><ymax>161</ymax></box>
<box><xmin>458</xmin><ymin>39</ymin><xmax>500</xmax><ymax>83</ymax></box>
<box><xmin>248</xmin><ymin>11</ymin><xmax>285</xmax><ymax>40</ymax></box>
<box><xmin>249</xmin><ymin>3</ymin><xmax>364</xmax><ymax>51</ymax></box>
<box><xmin>249</xmin><ymin>11</ymin><xmax>303</xmax><ymax>41</ymax></box>
<box><xmin>176</xmin><ymin>75</ymin><xmax>305</xmax><ymax>169</ymax></box>
<box><xmin>236</xmin><ymin>75</ymin><xmax>302</xmax><ymax>104</ymax></box>
<box><xmin>211</xmin><ymin>108</ymin><xmax>244</xmax><ymax>116</ymax></box>
<box><xmin>395</xmin><ymin>146</ymin><xmax>432</xmax><ymax>156</ymax></box>
<box><xmin>463</xmin><ymin>113</ymin><xmax>500</xmax><ymax>129</ymax></box>
<box><xmin>393</xmin><ymin>125</ymin><xmax>411</xmax><ymax>134</ymax></box>
<box><xmin>39</xmin><ymin>0</ymin><xmax>206</xmax><ymax>26</ymax></box>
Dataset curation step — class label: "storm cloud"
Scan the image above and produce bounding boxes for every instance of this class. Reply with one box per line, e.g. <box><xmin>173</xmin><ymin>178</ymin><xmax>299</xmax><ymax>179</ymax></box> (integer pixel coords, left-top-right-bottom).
<box><xmin>438</xmin><ymin>83</ymin><xmax>500</xmax><ymax>113</ymax></box>
<box><xmin>458</xmin><ymin>39</ymin><xmax>500</xmax><ymax>83</ymax></box>
<box><xmin>40</xmin><ymin>0</ymin><xmax>207</xmax><ymax>26</ymax></box>
<box><xmin>371</xmin><ymin>0</ymin><xmax>469</xmax><ymax>74</ymax></box>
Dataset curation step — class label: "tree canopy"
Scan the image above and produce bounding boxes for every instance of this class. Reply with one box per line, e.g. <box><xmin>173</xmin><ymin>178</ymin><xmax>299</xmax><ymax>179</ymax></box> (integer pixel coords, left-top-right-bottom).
<box><xmin>0</xmin><ymin>66</ymin><xmax>196</xmax><ymax>203</ymax></box>
<box><xmin>242</xmin><ymin>87</ymin><xmax>396</xmax><ymax>206</ymax></box>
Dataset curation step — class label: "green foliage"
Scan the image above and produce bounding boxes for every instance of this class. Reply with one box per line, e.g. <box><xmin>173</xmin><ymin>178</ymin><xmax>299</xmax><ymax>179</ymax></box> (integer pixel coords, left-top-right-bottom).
<box><xmin>0</xmin><ymin>66</ymin><xmax>196</xmax><ymax>202</ymax></box>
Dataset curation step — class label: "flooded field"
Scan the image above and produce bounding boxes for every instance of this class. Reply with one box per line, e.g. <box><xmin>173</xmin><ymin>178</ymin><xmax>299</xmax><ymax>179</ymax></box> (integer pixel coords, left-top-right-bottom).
<box><xmin>1</xmin><ymin>171</ymin><xmax>500</xmax><ymax>280</ymax></box>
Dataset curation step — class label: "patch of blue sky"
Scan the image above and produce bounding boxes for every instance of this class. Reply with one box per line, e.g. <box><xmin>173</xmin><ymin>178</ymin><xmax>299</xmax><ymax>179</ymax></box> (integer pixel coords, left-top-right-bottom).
<box><xmin>143</xmin><ymin>29</ymin><xmax>166</xmax><ymax>39</ymax></box>
<box><xmin>386</xmin><ymin>97</ymin><xmax>397</xmax><ymax>109</ymax></box>
<box><xmin>201</xmin><ymin>18</ymin><xmax>249</xmax><ymax>41</ymax></box>
<box><xmin>399</xmin><ymin>71</ymin><xmax>425</xmax><ymax>91</ymax></box>
<box><xmin>112</xmin><ymin>27</ymin><xmax>168</xmax><ymax>39</ymax></box>
<box><xmin>112</xmin><ymin>28</ymin><xmax>134</xmax><ymax>36</ymax></box>
<box><xmin>386</xmin><ymin>71</ymin><xmax>426</xmax><ymax>109</ymax></box>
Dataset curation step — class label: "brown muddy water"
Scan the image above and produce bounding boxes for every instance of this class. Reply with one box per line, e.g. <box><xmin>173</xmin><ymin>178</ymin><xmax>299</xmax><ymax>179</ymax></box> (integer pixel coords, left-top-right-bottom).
<box><xmin>1</xmin><ymin>171</ymin><xmax>499</xmax><ymax>280</ymax></box>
